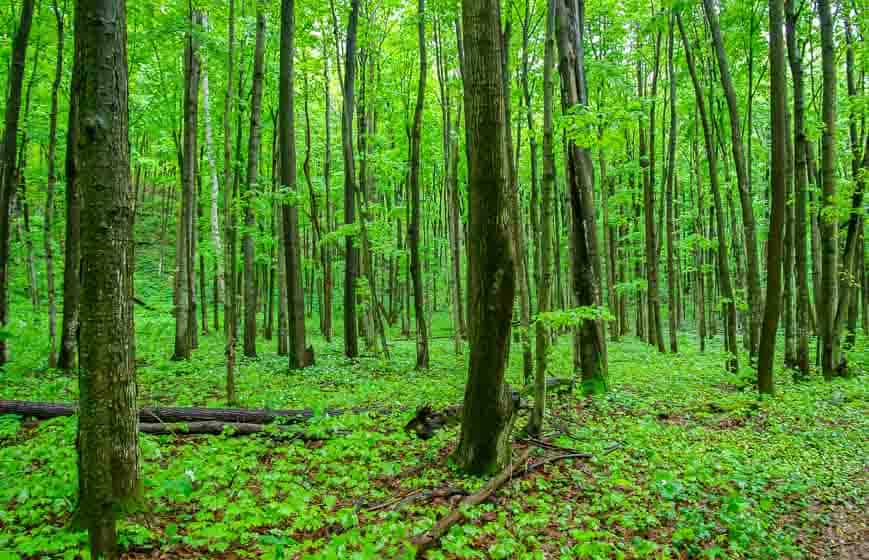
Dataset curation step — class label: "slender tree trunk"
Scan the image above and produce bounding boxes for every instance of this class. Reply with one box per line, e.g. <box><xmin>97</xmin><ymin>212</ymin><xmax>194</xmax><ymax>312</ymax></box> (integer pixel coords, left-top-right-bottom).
<box><xmin>555</xmin><ymin>0</ymin><xmax>607</xmax><ymax>392</ymax></box>
<box><xmin>757</xmin><ymin>0</ymin><xmax>787</xmax><ymax>395</ymax></box>
<box><xmin>664</xmin><ymin>12</ymin><xmax>678</xmax><ymax>354</ymax></box>
<box><xmin>201</xmin><ymin>32</ymin><xmax>225</xmax><ymax>322</ymax></box>
<box><xmin>243</xmin><ymin>13</ymin><xmax>266</xmax><ymax>359</ymax></box>
<box><xmin>409</xmin><ymin>0</ymin><xmax>430</xmax><ymax>369</ymax></box>
<box><xmin>530</xmin><ymin>0</ymin><xmax>556</xmax><ymax>438</ymax></box>
<box><xmin>341</xmin><ymin>0</ymin><xmax>361</xmax><ymax>358</ymax></box>
<box><xmin>174</xmin><ymin>11</ymin><xmax>202</xmax><ymax>360</ymax></box>
<box><xmin>702</xmin><ymin>0</ymin><xmax>762</xmax><ymax>362</ymax></box>
<box><xmin>322</xmin><ymin>56</ymin><xmax>333</xmax><ymax>342</ymax></box>
<box><xmin>45</xmin><ymin>0</ymin><xmax>65</xmax><ymax>369</ymax></box>
<box><xmin>280</xmin><ymin>0</ymin><xmax>308</xmax><ymax>369</ymax></box>
<box><xmin>678</xmin><ymin>13</ymin><xmax>738</xmax><ymax>373</ymax></box>
<box><xmin>74</xmin><ymin>1</ymin><xmax>141</xmax><ymax>555</ymax></box>
<box><xmin>0</xmin><ymin>0</ymin><xmax>35</xmax><ymax>366</ymax></box>
<box><xmin>223</xmin><ymin>0</ymin><xmax>238</xmax><ymax>406</ymax></box>
<box><xmin>454</xmin><ymin>0</ymin><xmax>517</xmax><ymax>475</ymax></box>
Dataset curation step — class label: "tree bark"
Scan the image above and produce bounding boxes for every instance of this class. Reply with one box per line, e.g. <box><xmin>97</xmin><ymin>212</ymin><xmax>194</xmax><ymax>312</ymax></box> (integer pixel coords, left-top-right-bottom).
<box><xmin>341</xmin><ymin>0</ymin><xmax>361</xmax><ymax>359</ymax></box>
<box><xmin>701</xmin><ymin>0</ymin><xmax>762</xmax><ymax>362</ymax></box>
<box><xmin>678</xmin><ymin>13</ymin><xmax>739</xmax><ymax>373</ymax></box>
<box><xmin>73</xmin><ymin>0</ymin><xmax>141</xmax><ymax>555</ymax></box>
<box><xmin>817</xmin><ymin>0</ymin><xmax>838</xmax><ymax>379</ymax></box>
<box><xmin>555</xmin><ymin>0</ymin><xmax>607</xmax><ymax>392</ymax></box>
<box><xmin>529</xmin><ymin>0</ymin><xmax>556</xmax><ymax>438</ymax></box>
<box><xmin>280</xmin><ymin>0</ymin><xmax>308</xmax><ymax>369</ymax></box>
<box><xmin>664</xmin><ymin>12</ymin><xmax>678</xmax><ymax>354</ymax></box>
<box><xmin>409</xmin><ymin>0</ymin><xmax>430</xmax><ymax>370</ymax></box>
<box><xmin>45</xmin><ymin>0</ymin><xmax>66</xmax><ymax>369</ymax></box>
<box><xmin>174</xmin><ymin>10</ymin><xmax>202</xmax><ymax>360</ymax></box>
<box><xmin>757</xmin><ymin>0</ymin><xmax>787</xmax><ymax>395</ymax></box>
<box><xmin>454</xmin><ymin>0</ymin><xmax>517</xmax><ymax>475</ymax></box>
<box><xmin>201</xmin><ymin>28</ymin><xmax>225</xmax><ymax>324</ymax></box>
<box><xmin>0</xmin><ymin>0</ymin><xmax>35</xmax><ymax>366</ymax></box>
<box><xmin>243</xmin><ymin>12</ymin><xmax>267</xmax><ymax>359</ymax></box>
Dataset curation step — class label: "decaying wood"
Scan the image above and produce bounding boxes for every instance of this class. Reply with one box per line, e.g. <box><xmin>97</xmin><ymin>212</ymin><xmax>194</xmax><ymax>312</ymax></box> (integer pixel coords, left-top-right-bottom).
<box><xmin>138</xmin><ymin>421</ymin><xmax>330</xmax><ymax>438</ymax></box>
<box><xmin>0</xmin><ymin>399</ymin><xmax>390</xmax><ymax>425</ymax></box>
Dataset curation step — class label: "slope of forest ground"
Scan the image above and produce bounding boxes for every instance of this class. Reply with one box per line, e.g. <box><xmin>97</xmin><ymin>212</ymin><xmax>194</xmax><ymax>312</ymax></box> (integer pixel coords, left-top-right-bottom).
<box><xmin>0</xmin><ymin>292</ymin><xmax>866</xmax><ymax>559</ymax></box>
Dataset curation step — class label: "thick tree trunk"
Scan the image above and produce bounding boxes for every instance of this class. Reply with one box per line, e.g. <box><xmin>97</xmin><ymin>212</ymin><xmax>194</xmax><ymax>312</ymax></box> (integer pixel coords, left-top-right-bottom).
<box><xmin>817</xmin><ymin>0</ymin><xmax>838</xmax><ymax>380</ymax></box>
<box><xmin>243</xmin><ymin>13</ymin><xmax>267</xmax><ymax>359</ymax></box>
<box><xmin>0</xmin><ymin>0</ymin><xmax>35</xmax><ymax>366</ymax></box>
<box><xmin>409</xmin><ymin>0</ymin><xmax>430</xmax><ymax>370</ymax></box>
<box><xmin>757</xmin><ymin>0</ymin><xmax>787</xmax><ymax>395</ymax></box>
<box><xmin>280</xmin><ymin>0</ymin><xmax>308</xmax><ymax>369</ymax></box>
<box><xmin>702</xmin><ymin>0</ymin><xmax>762</xmax><ymax>362</ymax></box>
<box><xmin>678</xmin><ymin>13</ymin><xmax>738</xmax><ymax>373</ymax></box>
<box><xmin>45</xmin><ymin>1</ymin><xmax>65</xmax><ymax>369</ymax></box>
<box><xmin>454</xmin><ymin>0</ymin><xmax>517</xmax><ymax>475</ymax></box>
<box><xmin>74</xmin><ymin>1</ymin><xmax>141</xmax><ymax>555</ymax></box>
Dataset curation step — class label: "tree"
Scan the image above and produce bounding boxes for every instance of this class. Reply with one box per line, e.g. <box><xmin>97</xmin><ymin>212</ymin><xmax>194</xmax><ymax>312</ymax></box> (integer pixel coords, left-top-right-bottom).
<box><xmin>785</xmin><ymin>0</ymin><xmax>810</xmax><ymax>378</ymax></box>
<box><xmin>677</xmin><ymin>11</ymin><xmax>739</xmax><ymax>373</ymax></box>
<box><xmin>529</xmin><ymin>0</ymin><xmax>556</xmax><ymax>438</ymax></box>
<box><xmin>454</xmin><ymin>0</ymin><xmax>517</xmax><ymax>475</ymax></box>
<box><xmin>45</xmin><ymin>0</ymin><xmax>67</xmax><ymax>369</ymax></box>
<box><xmin>0</xmin><ymin>0</ymin><xmax>35</xmax><ymax>366</ymax></box>
<box><xmin>664</xmin><ymin>11</ymin><xmax>678</xmax><ymax>354</ymax></box>
<box><xmin>555</xmin><ymin>0</ymin><xmax>607</xmax><ymax>392</ymax></box>
<box><xmin>701</xmin><ymin>0</ymin><xmax>762</xmax><ymax>362</ymax></box>
<box><xmin>243</xmin><ymin>12</ymin><xmax>267</xmax><ymax>359</ymax></box>
<box><xmin>173</xmin><ymin>9</ymin><xmax>202</xmax><ymax>361</ymax></box>
<box><xmin>757</xmin><ymin>0</ymin><xmax>787</xmax><ymax>395</ymax></box>
<box><xmin>409</xmin><ymin>0</ymin><xmax>430</xmax><ymax>369</ymax></box>
<box><xmin>817</xmin><ymin>0</ymin><xmax>838</xmax><ymax>380</ymax></box>
<box><xmin>340</xmin><ymin>0</ymin><xmax>361</xmax><ymax>359</ymax></box>
<box><xmin>280</xmin><ymin>0</ymin><xmax>308</xmax><ymax>369</ymax></box>
<box><xmin>73</xmin><ymin>0</ymin><xmax>140</xmax><ymax>555</ymax></box>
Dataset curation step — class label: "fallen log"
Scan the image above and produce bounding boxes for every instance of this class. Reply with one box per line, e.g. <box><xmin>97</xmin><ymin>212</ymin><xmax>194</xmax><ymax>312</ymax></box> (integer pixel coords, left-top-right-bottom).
<box><xmin>138</xmin><ymin>421</ymin><xmax>326</xmax><ymax>438</ymax></box>
<box><xmin>0</xmin><ymin>399</ymin><xmax>392</xmax><ymax>425</ymax></box>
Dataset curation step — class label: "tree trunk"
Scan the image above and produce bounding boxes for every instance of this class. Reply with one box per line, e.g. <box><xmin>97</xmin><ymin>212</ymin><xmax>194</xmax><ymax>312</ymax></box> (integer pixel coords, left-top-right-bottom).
<box><xmin>0</xmin><ymin>0</ymin><xmax>35</xmax><ymax>366</ymax></box>
<box><xmin>341</xmin><ymin>0</ymin><xmax>361</xmax><ymax>359</ymax></box>
<box><xmin>757</xmin><ymin>0</ymin><xmax>787</xmax><ymax>395</ymax></box>
<box><xmin>243</xmin><ymin>13</ymin><xmax>266</xmax><ymax>359</ymax></box>
<box><xmin>702</xmin><ymin>0</ymin><xmax>762</xmax><ymax>362</ymax></box>
<box><xmin>322</xmin><ymin>56</ymin><xmax>334</xmax><ymax>342</ymax></box>
<box><xmin>555</xmin><ymin>0</ymin><xmax>607</xmax><ymax>393</ymax></box>
<box><xmin>664</xmin><ymin>12</ymin><xmax>678</xmax><ymax>354</ymax></box>
<box><xmin>201</xmin><ymin>32</ymin><xmax>225</xmax><ymax>323</ymax></box>
<box><xmin>409</xmin><ymin>0</ymin><xmax>430</xmax><ymax>370</ymax></box>
<box><xmin>529</xmin><ymin>0</ymin><xmax>556</xmax><ymax>438</ymax></box>
<box><xmin>74</xmin><ymin>1</ymin><xmax>141</xmax><ymax>555</ymax></box>
<box><xmin>174</xmin><ymin>11</ymin><xmax>202</xmax><ymax>360</ymax></box>
<box><xmin>280</xmin><ymin>0</ymin><xmax>308</xmax><ymax>369</ymax></box>
<box><xmin>817</xmin><ymin>0</ymin><xmax>838</xmax><ymax>379</ymax></box>
<box><xmin>45</xmin><ymin>0</ymin><xmax>65</xmax><ymax>369</ymax></box>
<box><xmin>454</xmin><ymin>0</ymin><xmax>517</xmax><ymax>475</ymax></box>
<box><xmin>678</xmin><ymin>13</ymin><xmax>738</xmax><ymax>373</ymax></box>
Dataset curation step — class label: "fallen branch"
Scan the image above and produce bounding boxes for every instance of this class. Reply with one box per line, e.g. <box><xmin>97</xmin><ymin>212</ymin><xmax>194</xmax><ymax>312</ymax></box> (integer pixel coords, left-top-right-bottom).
<box><xmin>0</xmin><ymin>399</ymin><xmax>393</xmax><ymax>426</ymax></box>
<box><xmin>365</xmin><ymin>486</ymin><xmax>468</xmax><ymax>514</ymax></box>
<box><xmin>411</xmin><ymin>448</ymin><xmax>532</xmax><ymax>557</ymax></box>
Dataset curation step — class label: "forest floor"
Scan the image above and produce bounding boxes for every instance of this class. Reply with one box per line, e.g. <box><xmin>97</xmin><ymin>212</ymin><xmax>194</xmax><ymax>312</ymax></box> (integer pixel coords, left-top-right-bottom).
<box><xmin>0</xmin><ymin>298</ymin><xmax>867</xmax><ymax>559</ymax></box>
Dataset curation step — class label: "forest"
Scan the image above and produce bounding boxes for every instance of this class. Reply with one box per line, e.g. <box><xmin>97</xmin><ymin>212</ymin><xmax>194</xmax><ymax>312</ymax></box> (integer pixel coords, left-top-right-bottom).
<box><xmin>0</xmin><ymin>0</ymin><xmax>866</xmax><ymax>557</ymax></box>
